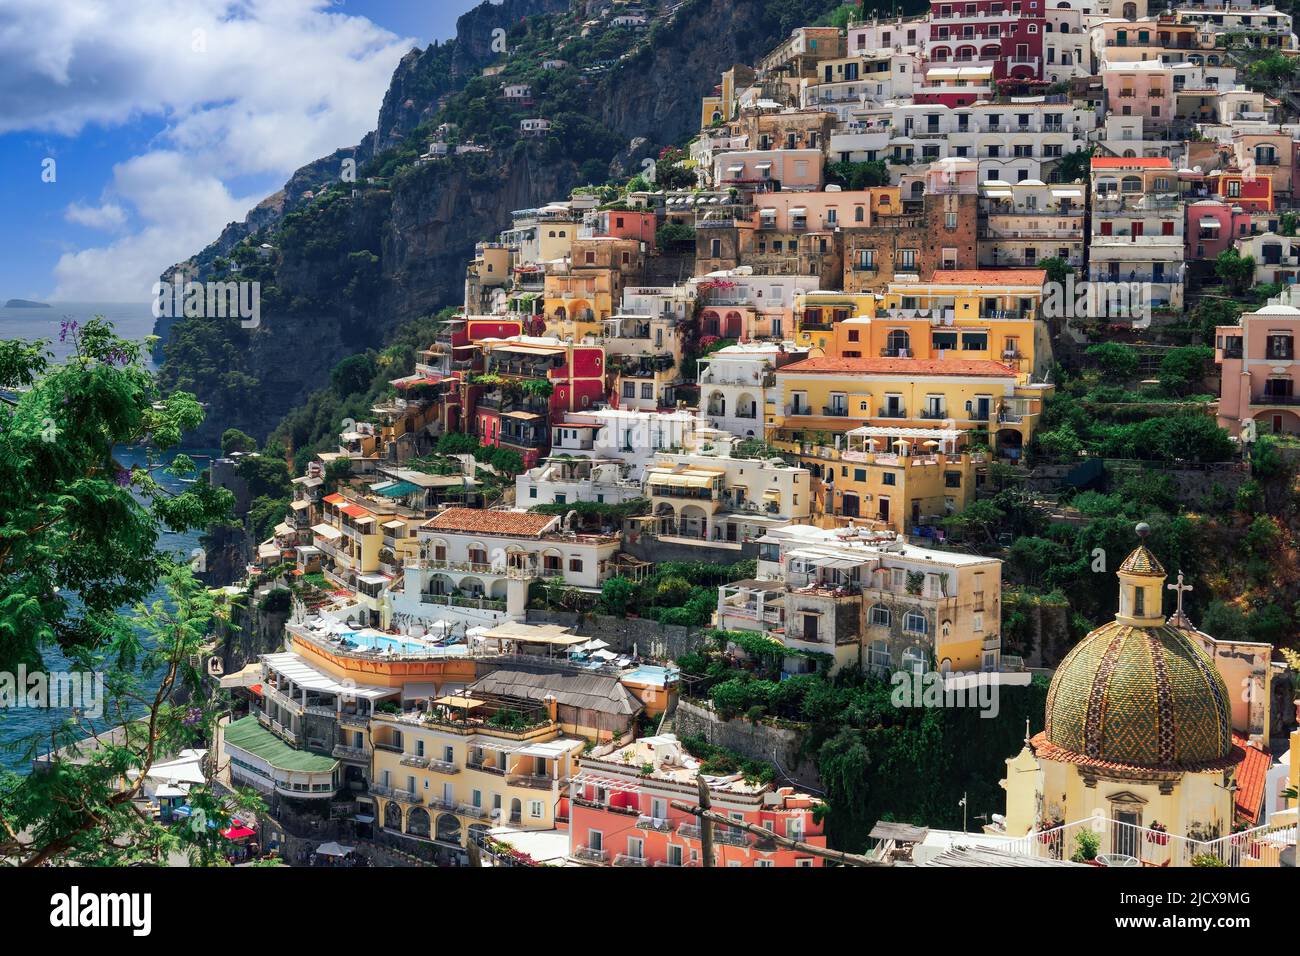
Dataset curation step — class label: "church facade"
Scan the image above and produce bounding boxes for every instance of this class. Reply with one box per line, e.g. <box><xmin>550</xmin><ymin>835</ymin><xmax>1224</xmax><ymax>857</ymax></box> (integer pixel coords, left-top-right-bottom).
<box><xmin>1002</xmin><ymin>526</ymin><xmax>1283</xmax><ymax>863</ymax></box>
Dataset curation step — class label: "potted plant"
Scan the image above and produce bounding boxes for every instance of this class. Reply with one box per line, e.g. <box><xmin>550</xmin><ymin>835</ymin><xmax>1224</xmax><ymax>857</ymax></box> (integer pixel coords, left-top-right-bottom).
<box><xmin>1147</xmin><ymin>821</ymin><xmax>1169</xmax><ymax>846</ymax></box>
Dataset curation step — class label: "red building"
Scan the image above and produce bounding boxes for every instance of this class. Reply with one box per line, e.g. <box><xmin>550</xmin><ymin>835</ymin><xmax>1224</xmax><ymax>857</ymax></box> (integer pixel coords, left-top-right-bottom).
<box><xmin>568</xmin><ymin>735</ymin><xmax>826</xmax><ymax>867</ymax></box>
<box><xmin>593</xmin><ymin>209</ymin><xmax>658</xmax><ymax>252</ymax></box>
<box><xmin>928</xmin><ymin>0</ymin><xmax>1046</xmax><ymax>82</ymax></box>
<box><xmin>475</xmin><ymin>338</ymin><xmax>607</xmax><ymax>468</ymax></box>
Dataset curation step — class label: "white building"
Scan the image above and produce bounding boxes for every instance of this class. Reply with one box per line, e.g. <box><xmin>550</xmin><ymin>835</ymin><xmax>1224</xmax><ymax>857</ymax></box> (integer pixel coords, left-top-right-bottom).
<box><xmin>389</xmin><ymin>508</ymin><xmax>622</xmax><ymax>629</ymax></box>
<box><xmin>698</xmin><ymin>342</ymin><xmax>810</xmax><ymax>440</ymax></box>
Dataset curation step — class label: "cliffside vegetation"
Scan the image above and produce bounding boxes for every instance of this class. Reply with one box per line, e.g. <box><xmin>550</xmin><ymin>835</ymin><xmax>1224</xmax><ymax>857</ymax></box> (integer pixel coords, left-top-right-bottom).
<box><xmin>156</xmin><ymin>0</ymin><xmax>850</xmax><ymax>444</ymax></box>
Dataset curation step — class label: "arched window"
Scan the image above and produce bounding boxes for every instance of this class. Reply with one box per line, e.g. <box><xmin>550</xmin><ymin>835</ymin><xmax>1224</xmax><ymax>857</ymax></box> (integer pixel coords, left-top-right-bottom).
<box><xmin>869</xmin><ymin>604</ymin><xmax>891</xmax><ymax>627</ymax></box>
<box><xmin>902</xmin><ymin>646</ymin><xmax>927</xmax><ymax>674</ymax></box>
<box><xmin>903</xmin><ymin>611</ymin><xmax>928</xmax><ymax>635</ymax></box>
<box><xmin>886</xmin><ymin>328</ymin><xmax>911</xmax><ymax>354</ymax></box>
<box><xmin>383</xmin><ymin>801</ymin><xmax>403</xmax><ymax>831</ymax></box>
<box><xmin>867</xmin><ymin>639</ymin><xmax>891</xmax><ymax>673</ymax></box>
<box><xmin>855</xmin><ymin>206</ymin><xmax>865</xmax><ymax>222</ymax></box>
<box><xmin>407</xmin><ymin>806</ymin><xmax>431</xmax><ymax>838</ymax></box>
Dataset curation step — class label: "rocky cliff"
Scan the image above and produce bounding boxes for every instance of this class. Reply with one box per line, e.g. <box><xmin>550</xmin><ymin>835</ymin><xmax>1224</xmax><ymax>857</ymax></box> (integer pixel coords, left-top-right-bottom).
<box><xmin>157</xmin><ymin>0</ymin><xmax>844</xmax><ymax>443</ymax></box>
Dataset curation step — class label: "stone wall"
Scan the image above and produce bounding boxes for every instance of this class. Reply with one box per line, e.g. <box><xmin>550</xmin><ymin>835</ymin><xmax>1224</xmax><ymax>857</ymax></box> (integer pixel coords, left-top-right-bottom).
<box><xmin>526</xmin><ymin>608</ymin><xmax>712</xmax><ymax>661</ymax></box>
<box><xmin>671</xmin><ymin>698</ymin><xmax>822</xmax><ymax>792</ymax></box>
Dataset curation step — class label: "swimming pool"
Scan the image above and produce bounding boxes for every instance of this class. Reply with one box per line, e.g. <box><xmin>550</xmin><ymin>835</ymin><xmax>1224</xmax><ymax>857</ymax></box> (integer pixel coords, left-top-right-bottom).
<box><xmin>338</xmin><ymin>632</ymin><xmax>465</xmax><ymax>656</ymax></box>
<box><xmin>621</xmin><ymin>665</ymin><xmax>679</xmax><ymax>687</ymax></box>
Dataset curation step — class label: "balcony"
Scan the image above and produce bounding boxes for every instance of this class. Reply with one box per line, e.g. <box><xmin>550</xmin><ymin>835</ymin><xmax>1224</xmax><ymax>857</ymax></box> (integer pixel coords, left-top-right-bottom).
<box><xmin>636</xmin><ymin>815</ymin><xmax>674</xmax><ymax>833</ymax></box>
<box><xmin>714</xmin><ymin>828</ymin><xmax>754</xmax><ymax>848</ymax></box>
<box><xmin>678</xmin><ymin>822</ymin><xmax>702</xmax><ymax>840</ymax></box>
<box><xmin>332</xmin><ymin>744</ymin><xmax>368</xmax><ymax>761</ymax></box>
<box><xmin>1250</xmin><ymin>393</ymin><xmax>1300</xmax><ymax>406</ymax></box>
<box><xmin>370</xmin><ymin>783</ymin><xmax>421</xmax><ymax>804</ymax></box>
<box><xmin>400</xmin><ymin>754</ymin><xmax>431</xmax><ymax>769</ymax></box>
<box><xmin>427</xmin><ymin>758</ymin><xmax>460</xmax><ymax>775</ymax></box>
<box><xmin>467</xmin><ymin>759</ymin><xmax>507</xmax><ymax>776</ymax></box>
<box><xmin>877</xmin><ymin>407</ymin><xmax>907</xmax><ymax>419</ymax></box>
<box><xmin>457</xmin><ymin>804</ymin><xmax>489</xmax><ymax>819</ymax></box>
<box><xmin>614</xmin><ymin>854</ymin><xmax>649</xmax><ymax>867</ymax></box>
<box><xmin>573</xmin><ymin>846</ymin><xmax>609</xmax><ymax>864</ymax></box>
<box><xmin>505</xmin><ymin>772</ymin><xmax>556</xmax><ymax>790</ymax></box>
<box><xmin>822</xmin><ymin>405</ymin><xmax>850</xmax><ymax>417</ymax></box>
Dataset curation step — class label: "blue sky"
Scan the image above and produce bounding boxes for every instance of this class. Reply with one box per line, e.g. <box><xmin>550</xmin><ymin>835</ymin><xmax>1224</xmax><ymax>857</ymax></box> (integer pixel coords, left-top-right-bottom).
<box><xmin>0</xmin><ymin>0</ymin><xmax>483</xmax><ymax>303</ymax></box>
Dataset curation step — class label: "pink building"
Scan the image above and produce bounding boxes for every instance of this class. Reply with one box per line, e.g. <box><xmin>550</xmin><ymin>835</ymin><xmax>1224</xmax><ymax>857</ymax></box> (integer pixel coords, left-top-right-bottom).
<box><xmin>1186</xmin><ymin>199</ymin><xmax>1253</xmax><ymax>261</ymax></box>
<box><xmin>715</xmin><ymin>149</ymin><xmax>824</xmax><ymax>192</ymax></box>
<box><xmin>1102</xmin><ymin>61</ymin><xmax>1174</xmax><ymax>122</ymax></box>
<box><xmin>568</xmin><ymin>734</ymin><xmax>826</xmax><ymax>867</ymax></box>
<box><xmin>1216</xmin><ymin>303</ymin><xmax>1300</xmax><ymax>436</ymax></box>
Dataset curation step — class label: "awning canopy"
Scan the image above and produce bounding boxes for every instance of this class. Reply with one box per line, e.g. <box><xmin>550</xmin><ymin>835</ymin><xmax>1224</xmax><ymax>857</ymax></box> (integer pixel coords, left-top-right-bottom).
<box><xmin>261</xmin><ymin>652</ymin><xmax>397</xmax><ymax>701</ymax></box>
<box><xmin>311</xmin><ymin>523</ymin><xmax>342</xmax><ymax>541</ymax></box>
<box><xmin>647</xmin><ymin>471</ymin><xmax>718</xmax><ymax>489</ymax></box>
<box><xmin>1200</xmin><ymin>217</ymin><xmax>1221</xmax><ymax>228</ymax></box>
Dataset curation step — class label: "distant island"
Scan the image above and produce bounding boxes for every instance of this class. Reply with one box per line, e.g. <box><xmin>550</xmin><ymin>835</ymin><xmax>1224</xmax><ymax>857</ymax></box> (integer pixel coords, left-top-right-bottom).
<box><xmin>4</xmin><ymin>299</ymin><xmax>51</xmax><ymax>309</ymax></box>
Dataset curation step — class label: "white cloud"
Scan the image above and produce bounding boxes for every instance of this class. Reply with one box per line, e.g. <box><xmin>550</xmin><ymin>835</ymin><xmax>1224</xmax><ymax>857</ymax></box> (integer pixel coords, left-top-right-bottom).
<box><xmin>64</xmin><ymin>201</ymin><xmax>128</xmax><ymax>230</ymax></box>
<box><xmin>0</xmin><ymin>0</ymin><xmax>416</xmax><ymax>299</ymax></box>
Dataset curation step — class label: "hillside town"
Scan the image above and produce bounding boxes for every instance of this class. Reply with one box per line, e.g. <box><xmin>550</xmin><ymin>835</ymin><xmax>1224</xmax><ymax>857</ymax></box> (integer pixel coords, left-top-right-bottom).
<box><xmin>175</xmin><ymin>0</ymin><xmax>1300</xmax><ymax>869</ymax></box>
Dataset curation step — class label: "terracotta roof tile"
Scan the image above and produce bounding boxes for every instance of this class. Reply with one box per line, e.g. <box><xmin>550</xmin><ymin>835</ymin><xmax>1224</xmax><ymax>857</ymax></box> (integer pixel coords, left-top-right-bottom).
<box><xmin>777</xmin><ymin>357</ymin><xmax>1019</xmax><ymax>377</ymax></box>
<box><xmin>1231</xmin><ymin>733</ymin><xmax>1270</xmax><ymax>826</ymax></box>
<box><xmin>423</xmin><ymin>508</ymin><xmax>558</xmax><ymax>537</ymax></box>
<box><xmin>323</xmin><ymin>493</ymin><xmax>346</xmax><ymax>505</ymax></box>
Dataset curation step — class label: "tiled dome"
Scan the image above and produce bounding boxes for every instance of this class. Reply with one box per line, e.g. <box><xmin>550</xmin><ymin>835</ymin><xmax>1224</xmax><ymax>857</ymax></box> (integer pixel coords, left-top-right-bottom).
<box><xmin>1044</xmin><ymin>620</ymin><xmax>1234</xmax><ymax>769</ymax></box>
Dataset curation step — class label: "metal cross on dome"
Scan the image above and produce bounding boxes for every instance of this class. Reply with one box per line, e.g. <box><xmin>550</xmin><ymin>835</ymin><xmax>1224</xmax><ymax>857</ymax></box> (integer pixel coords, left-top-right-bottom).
<box><xmin>1167</xmin><ymin>571</ymin><xmax>1193</xmax><ymax>617</ymax></box>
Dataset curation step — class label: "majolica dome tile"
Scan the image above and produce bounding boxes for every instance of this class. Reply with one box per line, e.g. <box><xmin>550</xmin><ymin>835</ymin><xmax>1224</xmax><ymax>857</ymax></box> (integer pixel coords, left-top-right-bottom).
<box><xmin>1044</xmin><ymin>620</ymin><xmax>1233</xmax><ymax>770</ymax></box>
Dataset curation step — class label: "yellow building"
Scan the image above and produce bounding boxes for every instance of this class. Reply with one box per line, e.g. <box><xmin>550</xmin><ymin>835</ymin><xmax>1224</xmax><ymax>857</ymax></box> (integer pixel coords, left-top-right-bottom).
<box><xmin>773</xmin><ymin>355</ymin><xmax>1049</xmax><ymax>458</ymax></box>
<box><xmin>877</xmin><ymin>270</ymin><xmax>1053</xmax><ymax>382</ymax></box>
<box><xmin>369</xmin><ymin>693</ymin><xmax>584</xmax><ymax>854</ymax></box>
<box><xmin>1001</xmin><ymin>528</ymin><xmax>1289</xmax><ymax>866</ymax></box>
<box><xmin>797</xmin><ymin>435</ymin><xmax>978</xmax><ymax>535</ymax></box>
<box><xmin>792</xmin><ymin>290</ymin><xmax>878</xmax><ymax>352</ymax></box>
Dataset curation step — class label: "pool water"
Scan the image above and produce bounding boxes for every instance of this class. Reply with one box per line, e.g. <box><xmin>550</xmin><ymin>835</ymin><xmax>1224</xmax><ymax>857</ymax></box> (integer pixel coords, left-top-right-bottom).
<box><xmin>621</xmin><ymin>665</ymin><xmax>679</xmax><ymax>687</ymax></box>
<box><xmin>338</xmin><ymin>631</ymin><xmax>469</xmax><ymax>657</ymax></box>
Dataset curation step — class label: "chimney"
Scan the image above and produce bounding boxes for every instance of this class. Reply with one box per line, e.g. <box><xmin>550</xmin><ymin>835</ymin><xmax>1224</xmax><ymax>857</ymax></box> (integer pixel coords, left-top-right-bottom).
<box><xmin>543</xmin><ymin>692</ymin><xmax>558</xmax><ymax>724</ymax></box>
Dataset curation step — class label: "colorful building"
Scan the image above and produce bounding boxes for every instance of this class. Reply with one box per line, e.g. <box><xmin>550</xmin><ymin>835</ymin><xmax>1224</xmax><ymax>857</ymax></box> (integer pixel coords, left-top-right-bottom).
<box><xmin>569</xmin><ymin>734</ymin><xmax>827</xmax><ymax>867</ymax></box>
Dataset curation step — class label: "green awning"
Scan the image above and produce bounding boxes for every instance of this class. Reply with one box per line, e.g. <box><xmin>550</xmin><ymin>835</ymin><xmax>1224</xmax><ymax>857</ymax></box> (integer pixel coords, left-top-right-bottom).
<box><xmin>223</xmin><ymin>716</ymin><xmax>338</xmax><ymax>773</ymax></box>
<box><xmin>375</xmin><ymin>480</ymin><xmax>420</xmax><ymax>498</ymax></box>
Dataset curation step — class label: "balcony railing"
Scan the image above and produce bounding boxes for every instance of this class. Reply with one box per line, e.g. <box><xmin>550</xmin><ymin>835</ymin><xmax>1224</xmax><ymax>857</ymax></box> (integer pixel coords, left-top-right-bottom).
<box><xmin>614</xmin><ymin>854</ymin><xmax>649</xmax><ymax>867</ymax></box>
<box><xmin>505</xmin><ymin>772</ymin><xmax>555</xmax><ymax>790</ymax></box>
<box><xmin>636</xmin><ymin>815</ymin><xmax>674</xmax><ymax>833</ymax></box>
<box><xmin>332</xmin><ymin>744</ymin><xmax>368</xmax><ymax>761</ymax></box>
<box><xmin>1251</xmin><ymin>393</ymin><xmax>1300</xmax><ymax>406</ymax></box>
<box><xmin>878</xmin><ymin>407</ymin><xmax>907</xmax><ymax>419</ymax></box>
<box><xmin>573</xmin><ymin>846</ymin><xmax>609</xmax><ymax>864</ymax></box>
<box><xmin>370</xmin><ymin>784</ymin><xmax>421</xmax><ymax>804</ymax></box>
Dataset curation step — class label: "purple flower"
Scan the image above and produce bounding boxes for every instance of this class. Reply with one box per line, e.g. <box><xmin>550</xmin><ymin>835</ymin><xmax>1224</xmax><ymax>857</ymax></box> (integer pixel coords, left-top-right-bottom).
<box><xmin>183</xmin><ymin>707</ymin><xmax>203</xmax><ymax>727</ymax></box>
<box><xmin>114</xmin><ymin>468</ymin><xmax>133</xmax><ymax>487</ymax></box>
<box><xmin>59</xmin><ymin>319</ymin><xmax>79</xmax><ymax>343</ymax></box>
